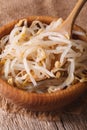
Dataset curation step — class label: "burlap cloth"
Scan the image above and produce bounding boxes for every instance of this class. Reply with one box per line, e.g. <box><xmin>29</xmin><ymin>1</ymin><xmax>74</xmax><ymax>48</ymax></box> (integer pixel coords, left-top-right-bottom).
<box><xmin>0</xmin><ymin>0</ymin><xmax>87</xmax><ymax>119</ymax></box>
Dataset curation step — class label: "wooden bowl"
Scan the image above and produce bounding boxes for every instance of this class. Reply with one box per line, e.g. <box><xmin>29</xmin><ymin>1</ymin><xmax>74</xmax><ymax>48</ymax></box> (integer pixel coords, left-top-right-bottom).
<box><xmin>0</xmin><ymin>16</ymin><xmax>87</xmax><ymax>112</ymax></box>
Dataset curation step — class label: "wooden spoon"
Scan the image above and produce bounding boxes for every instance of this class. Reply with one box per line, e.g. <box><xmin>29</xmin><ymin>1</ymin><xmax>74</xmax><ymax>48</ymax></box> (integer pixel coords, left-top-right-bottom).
<box><xmin>55</xmin><ymin>0</ymin><xmax>87</xmax><ymax>39</ymax></box>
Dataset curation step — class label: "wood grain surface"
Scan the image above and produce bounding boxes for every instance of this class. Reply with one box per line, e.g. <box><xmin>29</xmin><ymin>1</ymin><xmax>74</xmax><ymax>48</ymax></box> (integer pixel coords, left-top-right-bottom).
<box><xmin>0</xmin><ymin>108</ymin><xmax>87</xmax><ymax>130</ymax></box>
<box><xmin>0</xmin><ymin>0</ymin><xmax>87</xmax><ymax>130</ymax></box>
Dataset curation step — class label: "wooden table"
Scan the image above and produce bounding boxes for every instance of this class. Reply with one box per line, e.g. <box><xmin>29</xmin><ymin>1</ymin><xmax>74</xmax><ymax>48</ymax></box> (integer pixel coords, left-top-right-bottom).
<box><xmin>0</xmin><ymin>111</ymin><xmax>87</xmax><ymax>130</ymax></box>
<box><xmin>0</xmin><ymin>0</ymin><xmax>87</xmax><ymax>129</ymax></box>
<box><xmin>0</xmin><ymin>94</ymin><xmax>87</xmax><ymax>130</ymax></box>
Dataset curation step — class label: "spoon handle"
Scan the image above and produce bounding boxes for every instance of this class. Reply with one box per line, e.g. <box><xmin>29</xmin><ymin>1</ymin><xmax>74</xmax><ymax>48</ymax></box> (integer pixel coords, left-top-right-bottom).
<box><xmin>56</xmin><ymin>0</ymin><xmax>87</xmax><ymax>38</ymax></box>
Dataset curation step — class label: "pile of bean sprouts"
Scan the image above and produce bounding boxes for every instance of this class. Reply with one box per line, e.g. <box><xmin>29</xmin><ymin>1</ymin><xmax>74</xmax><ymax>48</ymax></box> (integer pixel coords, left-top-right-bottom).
<box><xmin>0</xmin><ymin>18</ymin><xmax>87</xmax><ymax>93</ymax></box>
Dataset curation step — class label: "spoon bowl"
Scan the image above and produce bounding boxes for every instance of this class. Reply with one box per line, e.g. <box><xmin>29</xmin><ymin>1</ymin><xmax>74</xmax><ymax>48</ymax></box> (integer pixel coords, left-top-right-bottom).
<box><xmin>0</xmin><ymin>16</ymin><xmax>87</xmax><ymax>111</ymax></box>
